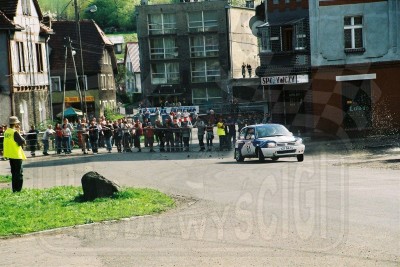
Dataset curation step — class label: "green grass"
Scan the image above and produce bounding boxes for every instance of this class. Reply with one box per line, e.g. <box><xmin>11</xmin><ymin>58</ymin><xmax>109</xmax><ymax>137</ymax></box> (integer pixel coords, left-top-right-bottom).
<box><xmin>0</xmin><ymin>175</ymin><xmax>11</xmax><ymax>183</ymax></box>
<box><xmin>0</xmin><ymin>186</ymin><xmax>175</xmax><ymax>237</ymax></box>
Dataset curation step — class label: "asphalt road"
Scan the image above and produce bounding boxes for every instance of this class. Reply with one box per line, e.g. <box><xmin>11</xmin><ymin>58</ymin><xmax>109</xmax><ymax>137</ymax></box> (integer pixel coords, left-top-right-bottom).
<box><xmin>0</xmin><ymin>144</ymin><xmax>399</xmax><ymax>266</ymax></box>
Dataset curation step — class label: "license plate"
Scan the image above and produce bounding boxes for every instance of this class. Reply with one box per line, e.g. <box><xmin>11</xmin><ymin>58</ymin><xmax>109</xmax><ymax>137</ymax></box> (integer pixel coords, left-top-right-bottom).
<box><xmin>280</xmin><ymin>146</ymin><xmax>293</xmax><ymax>150</ymax></box>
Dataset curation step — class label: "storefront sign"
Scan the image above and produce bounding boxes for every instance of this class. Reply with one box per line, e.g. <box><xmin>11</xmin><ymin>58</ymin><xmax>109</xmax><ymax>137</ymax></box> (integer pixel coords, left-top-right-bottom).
<box><xmin>261</xmin><ymin>75</ymin><xmax>309</xmax><ymax>85</ymax></box>
<box><xmin>65</xmin><ymin>96</ymin><xmax>94</xmax><ymax>103</ymax></box>
<box><xmin>139</xmin><ymin>106</ymin><xmax>199</xmax><ymax>115</ymax></box>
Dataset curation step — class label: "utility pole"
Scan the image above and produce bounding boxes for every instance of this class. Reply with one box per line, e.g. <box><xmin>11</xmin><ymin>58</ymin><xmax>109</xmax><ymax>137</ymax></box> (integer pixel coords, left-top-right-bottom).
<box><xmin>74</xmin><ymin>0</ymin><xmax>88</xmax><ymax>118</ymax></box>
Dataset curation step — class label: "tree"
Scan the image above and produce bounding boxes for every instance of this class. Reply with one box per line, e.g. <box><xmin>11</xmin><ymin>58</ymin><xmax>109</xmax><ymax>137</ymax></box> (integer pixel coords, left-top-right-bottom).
<box><xmin>83</xmin><ymin>0</ymin><xmax>138</xmax><ymax>32</ymax></box>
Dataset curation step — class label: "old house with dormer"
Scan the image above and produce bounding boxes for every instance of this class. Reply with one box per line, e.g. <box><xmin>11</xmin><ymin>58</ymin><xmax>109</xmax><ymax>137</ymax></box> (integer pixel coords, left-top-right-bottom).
<box><xmin>0</xmin><ymin>0</ymin><xmax>53</xmax><ymax>130</ymax></box>
<box><xmin>124</xmin><ymin>42</ymin><xmax>142</xmax><ymax>100</ymax></box>
<box><xmin>48</xmin><ymin>20</ymin><xmax>118</xmax><ymax>119</ymax></box>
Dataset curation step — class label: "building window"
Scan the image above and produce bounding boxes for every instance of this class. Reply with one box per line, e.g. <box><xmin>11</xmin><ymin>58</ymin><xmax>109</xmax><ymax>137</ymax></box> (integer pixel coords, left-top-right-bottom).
<box><xmin>149</xmin><ymin>38</ymin><xmax>178</xmax><ymax>59</ymax></box>
<box><xmin>192</xmin><ymin>87</ymin><xmax>222</xmax><ymax>105</ymax></box>
<box><xmin>108</xmin><ymin>74</ymin><xmax>114</xmax><ymax>90</ymax></box>
<box><xmin>103</xmin><ymin>50</ymin><xmax>111</xmax><ymax>65</ymax></box>
<box><xmin>100</xmin><ymin>74</ymin><xmax>107</xmax><ymax>90</ymax></box>
<box><xmin>188</xmin><ymin>11</ymin><xmax>218</xmax><ymax>33</ymax></box>
<box><xmin>344</xmin><ymin>16</ymin><xmax>363</xmax><ymax>50</ymax></box>
<box><xmin>190</xmin><ymin>35</ymin><xmax>219</xmax><ymax>58</ymax></box>
<box><xmin>35</xmin><ymin>44</ymin><xmax>44</xmax><ymax>72</ymax></box>
<box><xmin>151</xmin><ymin>63</ymin><xmax>180</xmax><ymax>84</ymax></box>
<box><xmin>50</xmin><ymin>76</ymin><xmax>61</xmax><ymax>92</ymax></box>
<box><xmin>260</xmin><ymin>20</ymin><xmax>308</xmax><ymax>53</ymax></box>
<box><xmin>16</xmin><ymin>42</ymin><xmax>26</xmax><ymax>72</ymax></box>
<box><xmin>115</xmin><ymin>44</ymin><xmax>122</xmax><ymax>54</ymax></box>
<box><xmin>191</xmin><ymin>59</ymin><xmax>220</xmax><ymax>83</ymax></box>
<box><xmin>260</xmin><ymin>27</ymin><xmax>271</xmax><ymax>52</ymax></box>
<box><xmin>294</xmin><ymin>20</ymin><xmax>307</xmax><ymax>50</ymax></box>
<box><xmin>148</xmin><ymin>13</ymin><xmax>176</xmax><ymax>35</ymax></box>
<box><xmin>22</xmin><ymin>0</ymin><xmax>31</xmax><ymax>15</ymax></box>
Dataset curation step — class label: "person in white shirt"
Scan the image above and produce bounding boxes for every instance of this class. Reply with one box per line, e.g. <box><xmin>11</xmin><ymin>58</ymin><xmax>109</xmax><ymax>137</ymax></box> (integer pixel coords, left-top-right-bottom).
<box><xmin>42</xmin><ymin>125</ymin><xmax>55</xmax><ymax>155</ymax></box>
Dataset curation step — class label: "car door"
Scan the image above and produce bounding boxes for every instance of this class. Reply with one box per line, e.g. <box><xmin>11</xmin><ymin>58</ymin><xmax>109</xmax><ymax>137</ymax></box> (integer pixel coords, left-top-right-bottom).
<box><xmin>241</xmin><ymin>127</ymin><xmax>256</xmax><ymax>157</ymax></box>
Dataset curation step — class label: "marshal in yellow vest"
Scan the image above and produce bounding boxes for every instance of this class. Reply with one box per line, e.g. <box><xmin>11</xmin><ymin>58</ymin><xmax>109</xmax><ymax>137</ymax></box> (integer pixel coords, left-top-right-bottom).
<box><xmin>3</xmin><ymin>128</ymin><xmax>27</xmax><ymax>160</ymax></box>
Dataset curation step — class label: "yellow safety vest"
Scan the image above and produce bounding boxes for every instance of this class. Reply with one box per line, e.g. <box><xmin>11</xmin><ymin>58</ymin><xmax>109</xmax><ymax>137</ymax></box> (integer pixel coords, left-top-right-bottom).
<box><xmin>3</xmin><ymin>128</ymin><xmax>27</xmax><ymax>160</ymax></box>
<box><xmin>216</xmin><ymin>122</ymin><xmax>225</xmax><ymax>136</ymax></box>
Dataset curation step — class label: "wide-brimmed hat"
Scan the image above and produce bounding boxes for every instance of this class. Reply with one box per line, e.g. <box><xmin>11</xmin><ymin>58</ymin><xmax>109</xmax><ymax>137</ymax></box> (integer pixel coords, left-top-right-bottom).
<box><xmin>9</xmin><ymin>116</ymin><xmax>20</xmax><ymax>125</ymax></box>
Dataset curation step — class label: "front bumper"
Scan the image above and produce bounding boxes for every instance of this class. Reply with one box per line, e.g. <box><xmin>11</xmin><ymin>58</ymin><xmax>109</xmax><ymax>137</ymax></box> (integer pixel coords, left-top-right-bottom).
<box><xmin>261</xmin><ymin>144</ymin><xmax>305</xmax><ymax>157</ymax></box>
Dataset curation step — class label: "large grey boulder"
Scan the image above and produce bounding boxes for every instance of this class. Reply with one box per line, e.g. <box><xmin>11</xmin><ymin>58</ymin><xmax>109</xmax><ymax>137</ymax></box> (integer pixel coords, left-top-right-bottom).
<box><xmin>81</xmin><ymin>171</ymin><xmax>120</xmax><ymax>201</ymax></box>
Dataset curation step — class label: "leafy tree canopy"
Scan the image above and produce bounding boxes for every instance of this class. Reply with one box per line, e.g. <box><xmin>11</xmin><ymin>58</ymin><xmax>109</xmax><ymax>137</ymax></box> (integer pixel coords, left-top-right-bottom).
<box><xmin>38</xmin><ymin>0</ymin><xmax>180</xmax><ymax>32</ymax></box>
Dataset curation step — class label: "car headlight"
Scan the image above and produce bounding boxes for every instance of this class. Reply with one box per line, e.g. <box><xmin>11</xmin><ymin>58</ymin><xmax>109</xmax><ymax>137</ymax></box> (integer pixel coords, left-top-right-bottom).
<box><xmin>295</xmin><ymin>138</ymin><xmax>303</xmax><ymax>145</ymax></box>
<box><xmin>266</xmin><ymin>142</ymin><xmax>276</xmax><ymax>148</ymax></box>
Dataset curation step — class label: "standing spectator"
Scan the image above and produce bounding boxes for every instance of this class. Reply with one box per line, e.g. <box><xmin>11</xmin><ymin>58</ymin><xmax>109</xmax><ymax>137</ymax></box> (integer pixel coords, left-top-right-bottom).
<box><xmin>173</xmin><ymin>119</ymin><xmax>182</xmax><ymax>152</ymax></box>
<box><xmin>42</xmin><ymin>124</ymin><xmax>55</xmax><ymax>156</ymax></box>
<box><xmin>225</xmin><ymin>115</ymin><xmax>236</xmax><ymax>149</ymax></box>
<box><xmin>54</xmin><ymin>123</ymin><xmax>63</xmax><ymax>154</ymax></box>
<box><xmin>3</xmin><ymin>116</ymin><xmax>26</xmax><ymax>192</ymax></box>
<box><xmin>77</xmin><ymin>118</ymin><xmax>90</xmax><ymax>154</ymax></box>
<box><xmin>97</xmin><ymin>118</ymin><xmax>105</xmax><ymax>148</ymax></box>
<box><xmin>237</xmin><ymin>114</ymin><xmax>246</xmax><ymax>133</ymax></box>
<box><xmin>205</xmin><ymin>120</ymin><xmax>214</xmax><ymax>151</ymax></box>
<box><xmin>247</xmin><ymin>64</ymin><xmax>252</xmax><ymax>77</ymax></box>
<box><xmin>144</xmin><ymin>122</ymin><xmax>155</xmax><ymax>152</ymax></box>
<box><xmin>241</xmin><ymin>62</ymin><xmax>246</xmax><ymax>78</ymax></box>
<box><xmin>216</xmin><ymin>117</ymin><xmax>226</xmax><ymax>151</ymax></box>
<box><xmin>61</xmin><ymin>123</ymin><xmax>71</xmax><ymax>154</ymax></box>
<box><xmin>113</xmin><ymin>119</ymin><xmax>123</xmax><ymax>153</ymax></box>
<box><xmin>208</xmin><ymin>109</ymin><xmax>216</xmax><ymax>125</ymax></box>
<box><xmin>26</xmin><ymin>125</ymin><xmax>39</xmax><ymax>157</ymax></box>
<box><xmin>62</xmin><ymin>118</ymin><xmax>74</xmax><ymax>153</ymax></box>
<box><xmin>181</xmin><ymin>122</ymin><xmax>191</xmax><ymax>152</ymax></box>
<box><xmin>120</xmin><ymin>119</ymin><xmax>130</xmax><ymax>152</ymax></box>
<box><xmin>155</xmin><ymin>119</ymin><xmax>165</xmax><ymax>152</ymax></box>
<box><xmin>88</xmin><ymin>119</ymin><xmax>99</xmax><ymax>154</ymax></box>
<box><xmin>164</xmin><ymin>119</ymin><xmax>174</xmax><ymax>152</ymax></box>
<box><xmin>194</xmin><ymin>116</ymin><xmax>206</xmax><ymax>151</ymax></box>
<box><xmin>133</xmin><ymin>119</ymin><xmax>143</xmax><ymax>152</ymax></box>
<box><xmin>103</xmin><ymin>120</ymin><xmax>114</xmax><ymax>153</ymax></box>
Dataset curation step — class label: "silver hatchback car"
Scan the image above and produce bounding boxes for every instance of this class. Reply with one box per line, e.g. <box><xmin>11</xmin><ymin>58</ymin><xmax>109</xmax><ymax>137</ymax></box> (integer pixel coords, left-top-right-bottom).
<box><xmin>234</xmin><ymin>124</ymin><xmax>305</xmax><ymax>162</ymax></box>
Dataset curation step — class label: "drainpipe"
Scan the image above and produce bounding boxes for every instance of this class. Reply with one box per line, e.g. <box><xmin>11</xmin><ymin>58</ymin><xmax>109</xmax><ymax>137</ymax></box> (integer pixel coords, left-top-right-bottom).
<box><xmin>7</xmin><ymin>30</ymin><xmax>15</xmax><ymax>116</ymax></box>
<box><xmin>45</xmin><ymin>36</ymin><xmax>53</xmax><ymax>121</ymax></box>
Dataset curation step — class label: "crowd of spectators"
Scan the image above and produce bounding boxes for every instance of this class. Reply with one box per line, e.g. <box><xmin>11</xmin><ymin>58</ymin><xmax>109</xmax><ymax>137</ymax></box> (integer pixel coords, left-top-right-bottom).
<box><xmin>0</xmin><ymin>109</ymin><xmax>271</xmax><ymax>158</ymax></box>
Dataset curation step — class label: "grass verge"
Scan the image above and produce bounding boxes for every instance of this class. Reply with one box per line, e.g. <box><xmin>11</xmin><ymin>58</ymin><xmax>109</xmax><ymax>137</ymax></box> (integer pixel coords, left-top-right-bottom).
<box><xmin>0</xmin><ymin>186</ymin><xmax>175</xmax><ymax>237</ymax></box>
<box><xmin>0</xmin><ymin>175</ymin><xmax>11</xmax><ymax>183</ymax></box>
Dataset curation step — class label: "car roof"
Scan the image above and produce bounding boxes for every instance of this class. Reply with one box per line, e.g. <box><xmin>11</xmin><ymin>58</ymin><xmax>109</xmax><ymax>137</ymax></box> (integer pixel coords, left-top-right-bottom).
<box><xmin>245</xmin><ymin>123</ymin><xmax>283</xmax><ymax>128</ymax></box>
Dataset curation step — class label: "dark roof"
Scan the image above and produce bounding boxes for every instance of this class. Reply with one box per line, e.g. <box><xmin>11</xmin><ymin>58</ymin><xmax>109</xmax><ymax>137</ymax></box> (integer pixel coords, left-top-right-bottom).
<box><xmin>48</xmin><ymin>20</ymin><xmax>117</xmax><ymax>75</ymax></box>
<box><xmin>0</xmin><ymin>0</ymin><xmax>43</xmax><ymax>20</ymax></box>
<box><xmin>40</xmin><ymin>23</ymin><xmax>53</xmax><ymax>35</ymax></box>
<box><xmin>0</xmin><ymin>10</ymin><xmax>23</xmax><ymax>30</ymax></box>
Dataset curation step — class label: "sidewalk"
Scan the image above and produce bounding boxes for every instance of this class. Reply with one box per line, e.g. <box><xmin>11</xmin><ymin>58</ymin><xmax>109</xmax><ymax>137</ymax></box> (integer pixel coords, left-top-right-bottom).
<box><xmin>303</xmin><ymin>132</ymin><xmax>400</xmax><ymax>153</ymax></box>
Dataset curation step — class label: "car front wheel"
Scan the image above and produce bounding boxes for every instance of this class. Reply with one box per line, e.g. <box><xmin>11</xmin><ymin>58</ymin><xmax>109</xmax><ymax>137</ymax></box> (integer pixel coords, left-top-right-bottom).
<box><xmin>235</xmin><ymin>149</ymin><xmax>244</xmax><ymax>162</ymax></box>
<box><xmin>258</xmin><ymin>148</ymin><xmax>265</xmax><ymax>162</ymax></box>
<box><xmin>297</xmin><ymin>154</ymin><xmax>304</xmax><ymax>162</ymax></box>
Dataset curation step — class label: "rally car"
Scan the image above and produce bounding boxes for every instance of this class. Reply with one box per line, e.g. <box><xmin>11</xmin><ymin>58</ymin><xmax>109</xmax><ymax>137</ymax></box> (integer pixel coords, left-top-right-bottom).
<box><xmin>234</xmin><ymin>124</ymin><xmax>305</xmax><ymax>162</ymax></box>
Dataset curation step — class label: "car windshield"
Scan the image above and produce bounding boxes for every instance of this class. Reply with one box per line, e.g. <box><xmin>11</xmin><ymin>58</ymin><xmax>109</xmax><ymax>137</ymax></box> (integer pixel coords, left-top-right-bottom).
<box><xmin>256</xmin><ymin>124</ymin><xmax>291</xmax><ymax>138</ymax></box>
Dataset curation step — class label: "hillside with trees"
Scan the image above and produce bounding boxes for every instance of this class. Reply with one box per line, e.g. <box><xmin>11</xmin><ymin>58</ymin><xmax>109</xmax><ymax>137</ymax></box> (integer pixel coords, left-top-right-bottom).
<box><xmin>38</xmin><ymin>0</ymin><xmax>175</xmax><ymax>32</ymax></box>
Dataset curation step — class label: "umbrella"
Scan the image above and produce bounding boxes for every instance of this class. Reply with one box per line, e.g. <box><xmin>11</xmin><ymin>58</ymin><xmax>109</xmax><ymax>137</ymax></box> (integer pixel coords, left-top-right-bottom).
<box><xmin>57</xmin><ymin>107</ymin><xmax>83</xmax><ymax>118</ymax></box>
